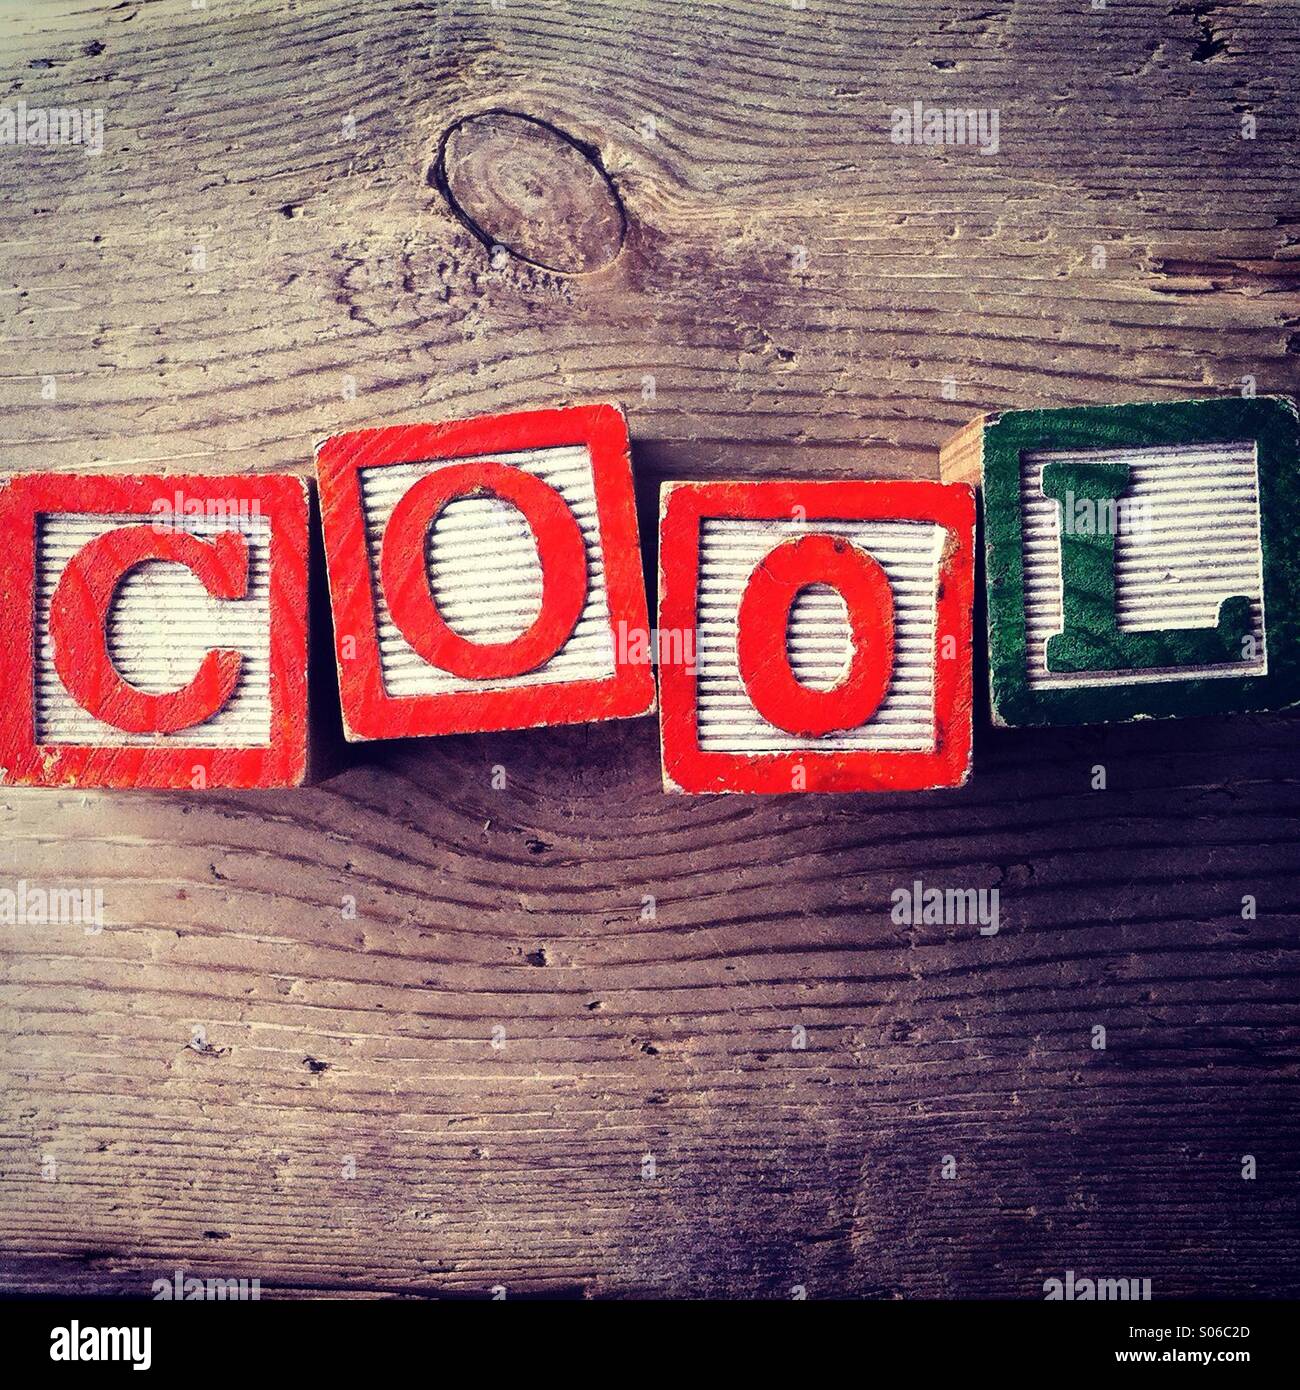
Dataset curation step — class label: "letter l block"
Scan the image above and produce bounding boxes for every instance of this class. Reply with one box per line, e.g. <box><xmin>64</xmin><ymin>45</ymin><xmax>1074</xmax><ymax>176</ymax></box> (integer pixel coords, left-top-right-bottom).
<box><xmin>941</xmin><ymin>395</ymin><xmax>1300</xmax><ymax>726</ymax></box>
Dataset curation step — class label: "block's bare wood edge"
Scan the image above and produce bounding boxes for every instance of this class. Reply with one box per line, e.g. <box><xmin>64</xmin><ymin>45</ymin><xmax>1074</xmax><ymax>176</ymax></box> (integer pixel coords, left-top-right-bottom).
<box><xmin>938</xmin><ymin>414</ymin><xmax>994</xmax><ymax>488</ymax></box>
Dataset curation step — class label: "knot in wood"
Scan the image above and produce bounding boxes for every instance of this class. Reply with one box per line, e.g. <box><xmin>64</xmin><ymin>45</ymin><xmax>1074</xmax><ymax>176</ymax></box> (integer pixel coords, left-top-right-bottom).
<box><xmin>433</xmin><ymin>111</ymin><xmax>626</xmax><ymax>274</ymax></box>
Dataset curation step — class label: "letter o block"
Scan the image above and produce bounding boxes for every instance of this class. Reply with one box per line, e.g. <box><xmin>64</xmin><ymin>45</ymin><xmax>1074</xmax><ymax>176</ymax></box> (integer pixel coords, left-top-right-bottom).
<box><xmin>0</xmin><ymin>473</ymin><xmax>309</xmax><ymax>788</ymax></box>
<box><xmin>658</xmin><ymin>480</ymin><xmax>975</xmax><ymax>794</ymax></box>
<box><xmin>315</xmin><ymin>404</ymin><xmax>655</xmax><ymax>740</ymax></box>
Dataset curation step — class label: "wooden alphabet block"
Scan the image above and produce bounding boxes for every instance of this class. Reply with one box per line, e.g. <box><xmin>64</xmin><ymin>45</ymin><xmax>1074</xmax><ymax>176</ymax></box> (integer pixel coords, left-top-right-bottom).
<box><xmin>315</xmin><ymin>403</ymin><xmax>655</xmax><ymax>740</ymax></box>
<box><xmin>657</xmin><ymin>479</ymin><xmax>974</xmax><ymax>794</ymax></box>
<box><xmin>0</xmin><ymin>472</ymin><xmax>309</xmax><ymax>788</ymax></box>
<box><xmin>940</xmin><ymin>396</ymin><xmax>1300</xmax><ymax>726</ymax></box>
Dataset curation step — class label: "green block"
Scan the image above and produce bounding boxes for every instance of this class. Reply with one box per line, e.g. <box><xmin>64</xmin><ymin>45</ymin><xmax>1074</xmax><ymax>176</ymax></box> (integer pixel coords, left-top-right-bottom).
<box><xmin>940</xmin><ymin>396</ymin><xmax>1300</xmax><ymax>727</ymax></box>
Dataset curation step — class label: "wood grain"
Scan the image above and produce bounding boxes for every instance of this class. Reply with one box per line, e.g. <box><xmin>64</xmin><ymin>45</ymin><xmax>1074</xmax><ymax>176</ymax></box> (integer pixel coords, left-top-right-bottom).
<box><xmin>2</xmin><ymin>0</ymin><xmax>1299</xmax><ymax>1297</ymax></box>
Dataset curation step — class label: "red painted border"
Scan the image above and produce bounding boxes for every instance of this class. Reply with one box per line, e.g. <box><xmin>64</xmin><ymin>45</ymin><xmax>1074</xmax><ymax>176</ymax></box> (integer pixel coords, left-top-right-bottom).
<box><xmin>657</xmin><ymin>479</ymin><xmax>975</xmax><ymax>794</ymax></box>
<box><xmin>0</xmin><ymin>473</ymin><xmax>309</xmax><ymax>789</ymax></box>
<box><xmin>315</xmin><ymin>403</ymin><xmax>655</xmax><ymax>740</ymax></box>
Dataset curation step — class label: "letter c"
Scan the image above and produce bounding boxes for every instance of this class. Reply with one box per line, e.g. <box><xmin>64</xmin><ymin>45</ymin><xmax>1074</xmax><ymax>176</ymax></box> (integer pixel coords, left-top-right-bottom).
<box><xmin>49</xmin><ymin>526</ymin><xmax>249</xmax><ymax>734</ymax></box>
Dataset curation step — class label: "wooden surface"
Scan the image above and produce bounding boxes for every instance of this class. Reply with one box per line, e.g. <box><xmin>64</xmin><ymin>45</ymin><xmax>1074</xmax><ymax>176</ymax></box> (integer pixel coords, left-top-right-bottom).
<box><xmin>2</xmin><ymin>0</ymin><xmax>1299</xmax><ymax>1298</ymax></box>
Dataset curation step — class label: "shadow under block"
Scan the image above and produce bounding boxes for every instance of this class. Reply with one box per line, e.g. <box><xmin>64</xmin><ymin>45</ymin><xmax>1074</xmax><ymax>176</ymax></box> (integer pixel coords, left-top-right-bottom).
<box><xmin>657</xmin><ymin>479</ymin><xmax>975</xmax><ymax>794</ymax></box>
<box><xmin>940</xmin><ymin>396</ymin><xmax>1300</xmax><ymax>727</ymax></box>
<box><xmin>314</xmin><ymin>403</ymin><xmax>655</xmax><ymax>741</ymax></box>
<box><xmin>0</xmin><ymin>472</ymin><xmax>310</xmax><ymax>788</ymax></box>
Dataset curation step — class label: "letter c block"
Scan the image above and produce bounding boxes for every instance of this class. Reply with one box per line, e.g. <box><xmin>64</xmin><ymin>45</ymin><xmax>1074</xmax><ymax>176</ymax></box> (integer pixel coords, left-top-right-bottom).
<box><xmin>0</xmin><ymin>473</ymin><xmax>309</xmax><ymax>788</ymax></box>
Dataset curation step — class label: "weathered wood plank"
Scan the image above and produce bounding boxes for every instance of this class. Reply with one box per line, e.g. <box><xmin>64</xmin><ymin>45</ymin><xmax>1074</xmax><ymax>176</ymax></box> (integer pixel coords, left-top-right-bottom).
<box><xmin>1</xmin><ymin>0</ymin><xmax>1298</xmax><ymax>1298</ymax></box>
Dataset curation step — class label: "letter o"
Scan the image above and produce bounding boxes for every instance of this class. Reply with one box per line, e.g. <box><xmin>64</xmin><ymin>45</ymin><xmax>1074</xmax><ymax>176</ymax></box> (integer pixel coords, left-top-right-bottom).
<box><xmin>736</xmin><ymin>534</ymin><xmax>895</xmax><ymax>737</ymax></box>
<box><xmin>380</xmin><ymin>461</ymin><xmax>588</xmax><ymax>680</ymax></box>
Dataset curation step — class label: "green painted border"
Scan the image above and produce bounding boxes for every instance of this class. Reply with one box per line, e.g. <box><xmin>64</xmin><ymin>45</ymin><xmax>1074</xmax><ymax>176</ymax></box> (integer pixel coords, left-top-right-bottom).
<box><xmin>982</xmin><ymin>395</ymin><xmax>1300</xmax><ymax>726</ymax></box>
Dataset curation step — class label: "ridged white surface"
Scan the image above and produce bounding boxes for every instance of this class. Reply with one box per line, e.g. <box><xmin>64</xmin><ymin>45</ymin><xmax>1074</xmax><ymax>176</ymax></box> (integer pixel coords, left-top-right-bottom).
<box><xmin>359</xmin><ymin>445</ymin><xmax>616</xmax><ymax>696</ymax></box>
<box><xmin>36</xmin><ymin>512</ymin><xmax>272</xmax><ymax>746</ymax></box>
<box><xmin>1021</xmin><ymin>440</ymin><xmax>1267</xmax><ymax>688</ymax></box>
<box><xmin>696</xmin><ymin>518</ymin><xmax>944</xmax><ymax>752</ymax></box>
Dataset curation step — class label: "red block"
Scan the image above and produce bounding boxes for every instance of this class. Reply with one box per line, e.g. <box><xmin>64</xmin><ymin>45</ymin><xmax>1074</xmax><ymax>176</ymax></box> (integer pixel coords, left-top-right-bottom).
<box><xmin>315</xmin><ymin>403</ymin><xmax>655</xmax><ymax>740</ymax></box>
<box><xmin>657</xmin><ymin>479</ymin><xmax>974</xmax><ymax>794</ymax></box>
<box><xmin>0</xmin><ymin>473</ymin><xmax>309</xmax><ymax>789</ymax></box>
